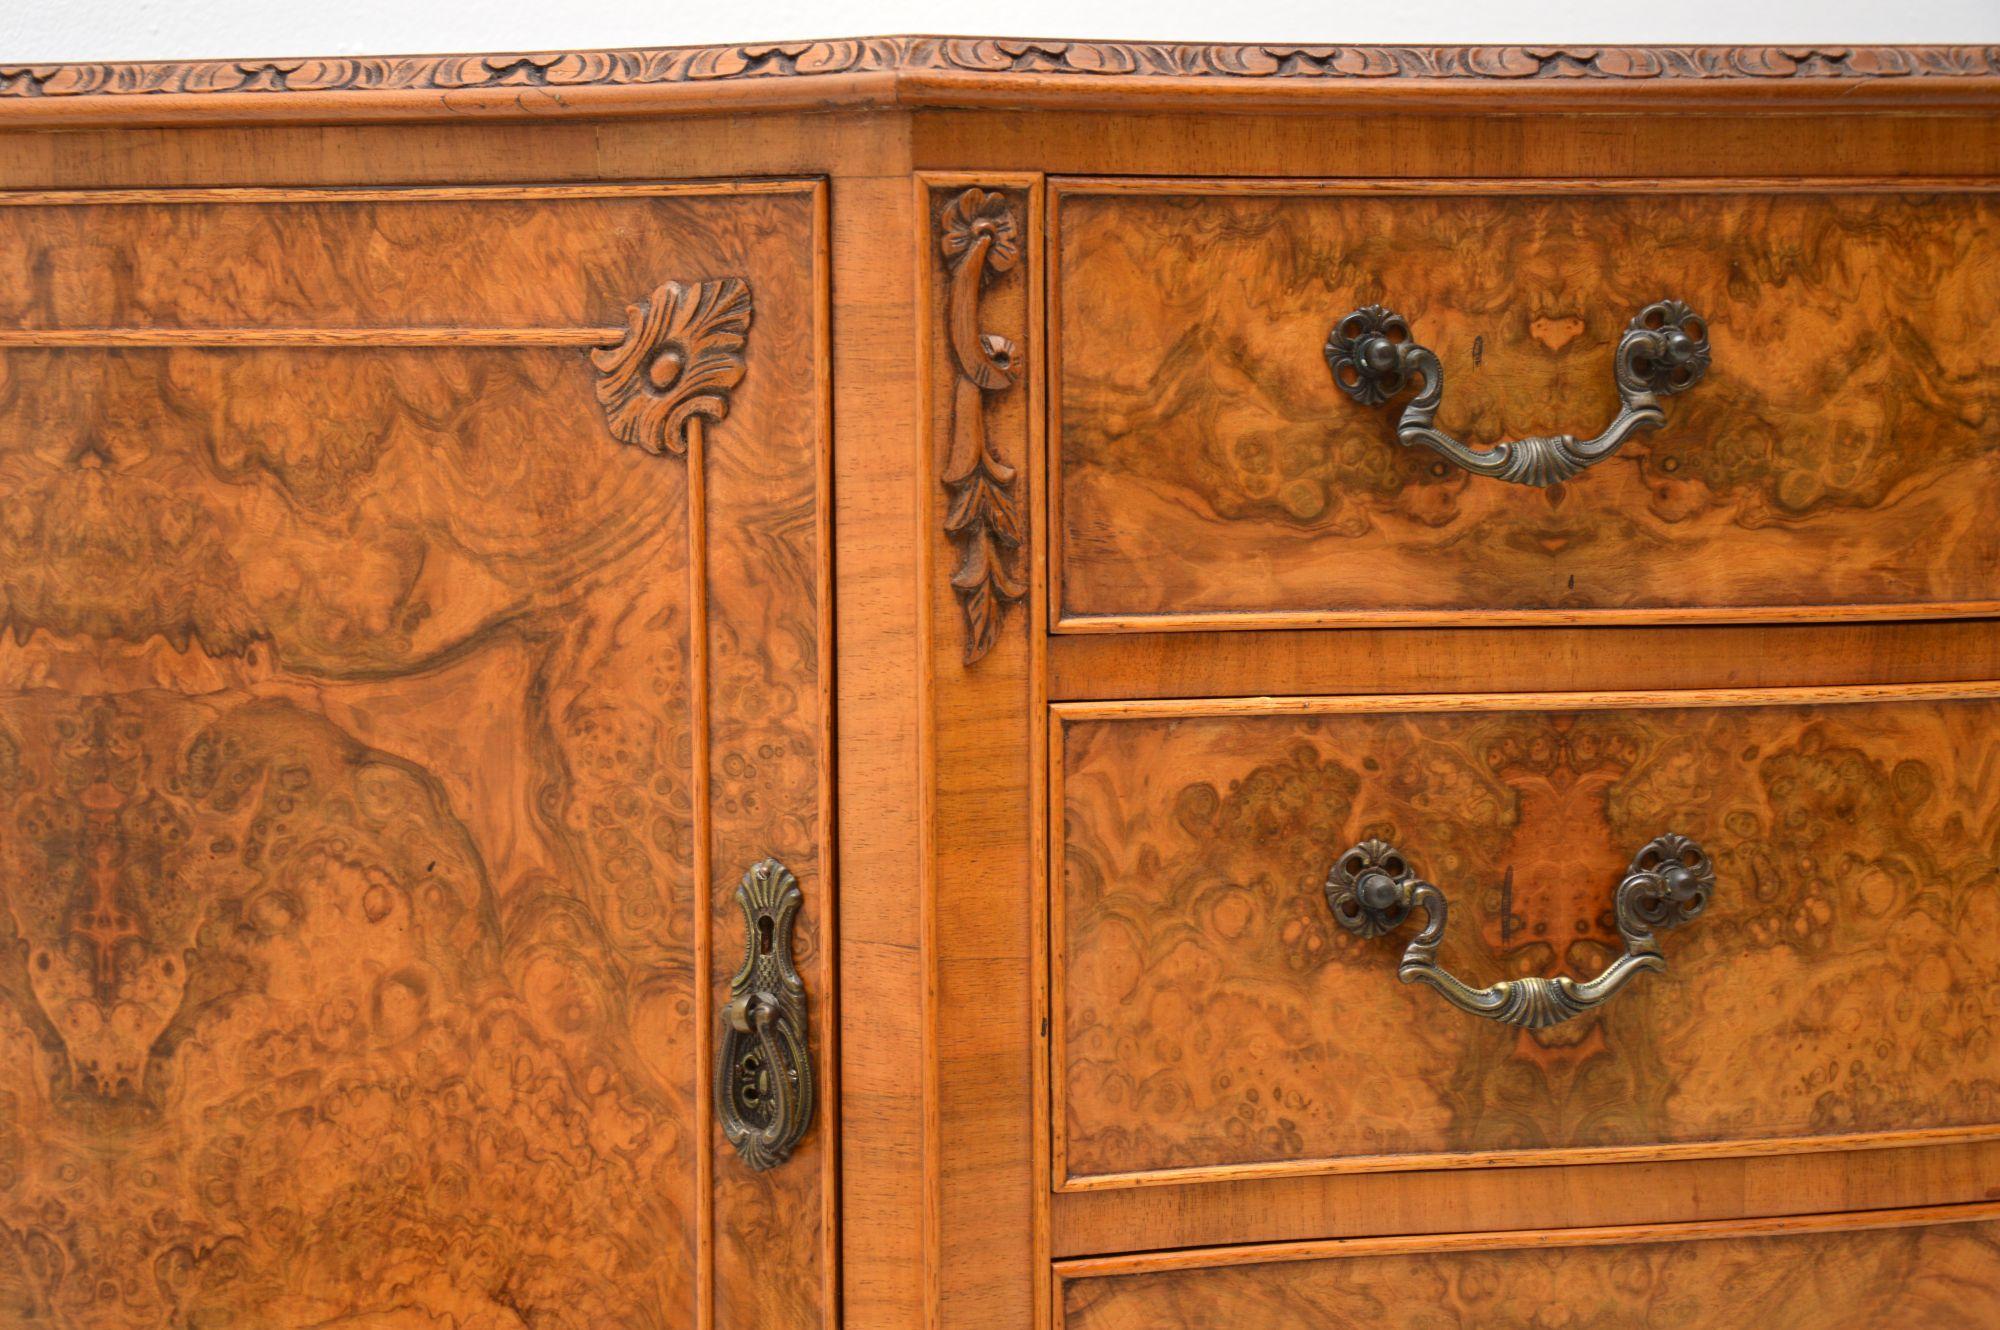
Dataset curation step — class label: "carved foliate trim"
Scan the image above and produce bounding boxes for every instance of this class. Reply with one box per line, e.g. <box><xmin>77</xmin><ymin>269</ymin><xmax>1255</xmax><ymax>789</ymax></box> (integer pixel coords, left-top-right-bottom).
<box><xmin>938</xmin><ymin>187</ymin><xmax>1025</xmax><ymax>665</ymax></box>
<box><xmin>5</xmin><ymin>42</ymin><xmax>1999</xmax><ymax>106</ymax></box>
<box><xmin>592</xmin><ymin>278</ymin><xmax>751</xmax><ymax>457</ymax></box>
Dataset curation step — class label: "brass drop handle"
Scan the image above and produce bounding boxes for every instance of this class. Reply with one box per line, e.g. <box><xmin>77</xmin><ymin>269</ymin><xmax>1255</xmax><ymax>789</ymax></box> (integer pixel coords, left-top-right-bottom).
<box><xmin>716</xmin><ymin>858</ymin><xmax>814</xmax><ymax>1170</ymax></box>
<box><xmin>1324</xmin><ymin>834</ymin><xmax>1716</xmax><ymax>1029</ymax></box>
<box><xmin>1323</xmin><ymin>300</ymin><xmax>1711</xmax><ymax>487</ymax></box>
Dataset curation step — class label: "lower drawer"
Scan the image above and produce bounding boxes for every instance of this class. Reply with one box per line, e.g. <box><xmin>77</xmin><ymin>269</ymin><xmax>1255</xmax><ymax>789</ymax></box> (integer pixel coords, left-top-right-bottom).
<box><xmin>1052</xmin><ymin>683</ymin><xmax>2000</xmax><ymax>1189</ymax></box>
<box><xmin>1056</xmin><ymin>1204</ymin><xmax>2000</xmax><ymax>1328</ymax></box>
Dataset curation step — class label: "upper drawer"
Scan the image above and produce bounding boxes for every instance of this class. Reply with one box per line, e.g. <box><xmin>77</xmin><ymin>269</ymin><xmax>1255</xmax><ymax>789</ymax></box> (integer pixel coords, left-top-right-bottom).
<box><xmin>1052</xmin><ymin>683</ymin><xmax>2000</xmax><ymax>1190</ymax></box>
<box><xmin>1051</xmin><ymin>180</ymin><xmax>2000</xmax><ymax>629</ymax></box>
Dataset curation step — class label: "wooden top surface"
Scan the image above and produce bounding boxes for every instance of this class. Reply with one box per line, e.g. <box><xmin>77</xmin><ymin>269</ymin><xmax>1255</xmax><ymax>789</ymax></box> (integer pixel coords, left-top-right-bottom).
<box><xmin>2</xmin><ymin>38</ymin><xmax>1999</xmax><ymax>126</ymax></box>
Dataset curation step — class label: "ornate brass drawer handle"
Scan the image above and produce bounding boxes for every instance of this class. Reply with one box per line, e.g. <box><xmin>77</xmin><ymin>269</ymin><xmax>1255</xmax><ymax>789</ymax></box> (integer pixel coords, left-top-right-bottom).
<box><xmin>1324</xmin><ymin>300</ymin><xmax>1711</xmax><ymax>487</ymax></box>
<box><xmin>716</xmin><ymin>858</ymin><xmax>815</xmax><ymax>1170</ymax></box>
<box><xmin>1324</xmin><ymin>834</ymin><xmax>1716</xmax><ymax>1029</ymax></box>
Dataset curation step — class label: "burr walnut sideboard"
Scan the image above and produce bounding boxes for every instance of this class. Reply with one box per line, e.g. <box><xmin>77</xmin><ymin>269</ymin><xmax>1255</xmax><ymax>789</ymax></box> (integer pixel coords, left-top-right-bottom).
<box><xmin>1</xmin><ymin>37</ymin><xmax>1999</xmax><ymax>1330</ymax></box>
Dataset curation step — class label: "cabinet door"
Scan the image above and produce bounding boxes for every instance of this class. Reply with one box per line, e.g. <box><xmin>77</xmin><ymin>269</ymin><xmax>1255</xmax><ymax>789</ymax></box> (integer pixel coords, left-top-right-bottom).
<box><xmin>0</xmin><ymin>181</ymin><xmax>831</xmax><ymax>1329</ymax></box>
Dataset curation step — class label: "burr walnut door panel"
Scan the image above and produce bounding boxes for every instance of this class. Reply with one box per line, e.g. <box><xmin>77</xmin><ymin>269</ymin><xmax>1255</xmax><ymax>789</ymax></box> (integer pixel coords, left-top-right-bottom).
<box><xmin>1050</xmin><ymin>181</ymin><xmax>2000</xmax><ymax>629</ymax></box>
<box><xmin>0</xmin><ymin>183</ymin><xmax>832</xmax><ymax>1330</ymax></box>
<box><xmin>1052</xmin><ymin>685</ymin><xmax>2000</xmax><ymax>1190</ymax></box>
<box><xmin>1056</xmin><ymin>1206</ymin><xmax>2000</xmax><ymax>1330</ymax></box>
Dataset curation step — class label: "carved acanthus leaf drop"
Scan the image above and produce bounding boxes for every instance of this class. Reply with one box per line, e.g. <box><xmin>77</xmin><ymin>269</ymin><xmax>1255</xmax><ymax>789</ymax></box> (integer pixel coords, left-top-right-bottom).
<box><xmin>939</xmin><ymin>188</ymin><xmax>1026</xmax><ymax>664</ymax></box>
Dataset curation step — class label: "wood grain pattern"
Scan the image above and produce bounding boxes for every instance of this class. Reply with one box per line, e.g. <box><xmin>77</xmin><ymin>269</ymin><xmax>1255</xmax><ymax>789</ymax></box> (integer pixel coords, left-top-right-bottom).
<box><xmin>915</xmin><ymin>114</ymin><xmax>2000</xmax><ymax>182</ymax></box>
<box><xmin>834</xmin><ymin>171</ymin><xmax>928</xmax><ymax>1330</ymax></box>
<box><xmin>922</xmin><ymin>172</ymin><xmax>1048</xmax><ymax>1330</ymax></box>
<box><xmin>1048</xmin><ymin>621</ymin><xmax>2000</xmax><ymax>701</ymax></box>
<box><xmin>0</xmin><ymin>184</ymin><xmax>831</xmax><ymax>1329</ymax></box>
<box><xmin>0</xmin><ymin>188</ymin><xmax>805</xmax><ymax>329</ymax></box>
<box><xmin>1053</xmin><ymin>183</ymin><xmax>2000</xmax><ymax>628</ymax></box>
<box><xmin>1055</xmin><ymin>688</ymin><xmax>2000</xmax><ymax>1186</ymax></box>
<box><xmin>4</xmin><ymin>109</ymin><xmax>1995</xmax><ymax>203</ymax></box>
<box><xmin>0</xmin><ymin>327</ymin><xmax>627</xmax><ymax>346</ymax></box>
<box><xmin>703</xmin><ymin>183</ymin><xmax>832</xmax><ymax>1330</ymax></box>
<box><xmin>1058</xmin><ymin>1206</ymin><xmax>2000</xmax><ymax>1329</ymax></box>
<box><xmin>1051</xmin><ymin>1137</ymin><xmax>2000</xmax><ymax>1256</ymax></box>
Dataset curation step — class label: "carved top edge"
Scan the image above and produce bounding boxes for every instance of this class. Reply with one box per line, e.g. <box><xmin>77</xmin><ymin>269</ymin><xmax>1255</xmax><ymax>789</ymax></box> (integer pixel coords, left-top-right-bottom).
<box><xmin>4</xmin><ymin>39</ymin><xmax>1999</xmax><ymax>125</ymax></box>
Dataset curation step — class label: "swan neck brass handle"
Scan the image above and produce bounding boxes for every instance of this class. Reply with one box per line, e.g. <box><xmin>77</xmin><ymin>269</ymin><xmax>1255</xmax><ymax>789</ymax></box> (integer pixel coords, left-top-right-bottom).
<box><xmin>1324</xmin><ymin>300</ymin><xmax>1711</xmax><ymax>487</ymax></box>
<box><xmin>1324</xmin><ymin>833</ymin><xmax>1716</xmax><ymax>1029</ymax></box>
<box><xmin>716</xmin><ymin>857</ymin><xmax>814</xmax><ymax>1171</ymax></box>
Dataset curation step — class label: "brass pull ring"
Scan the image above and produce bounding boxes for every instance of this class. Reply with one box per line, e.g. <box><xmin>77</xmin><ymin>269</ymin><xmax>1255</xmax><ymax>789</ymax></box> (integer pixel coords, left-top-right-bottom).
<box><xmin>1324</xmin><ymin>833</ymin><xmax>1716</xmax><ymax>1029</ymax></box>
<box><xmin>1324</xmin><ymin>300</ymin><xmax>1711</xmax><ymax>487</ymax></box>
<box><xmin>716</xmin><ymin>858</ymin><xmax>815</xmax><ymax>1170</ymax></box>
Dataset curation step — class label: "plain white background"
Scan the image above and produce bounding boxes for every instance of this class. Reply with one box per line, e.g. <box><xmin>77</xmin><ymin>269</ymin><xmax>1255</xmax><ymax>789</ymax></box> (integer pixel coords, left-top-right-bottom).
<box><xmin>3</xmin><ymin>0</ymin><xmax>1998</xmax><ymax>62</ymax></box>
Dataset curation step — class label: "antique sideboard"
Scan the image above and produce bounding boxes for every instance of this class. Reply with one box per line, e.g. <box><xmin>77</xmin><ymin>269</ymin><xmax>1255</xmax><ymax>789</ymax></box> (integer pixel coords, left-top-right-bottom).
<box><xmin>2</xmin><ymin>36</ymin><xmax>2000</xmax><ymax>1329</ymax></box>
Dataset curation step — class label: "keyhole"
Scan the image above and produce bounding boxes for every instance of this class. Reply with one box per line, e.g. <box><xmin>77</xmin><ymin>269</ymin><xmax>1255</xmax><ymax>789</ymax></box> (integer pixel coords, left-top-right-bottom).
<box><xmin>757</xmin><ymin>916</ymin><xmax>775</xmax><ymax>956</ymax></box>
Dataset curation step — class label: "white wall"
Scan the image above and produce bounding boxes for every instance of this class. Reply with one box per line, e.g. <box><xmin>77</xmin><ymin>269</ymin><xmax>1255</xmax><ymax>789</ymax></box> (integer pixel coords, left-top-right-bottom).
<box><xmin>3</xmin><ymin>0</ymin><xmax>1997</xmax><ymax>63</ymax></box>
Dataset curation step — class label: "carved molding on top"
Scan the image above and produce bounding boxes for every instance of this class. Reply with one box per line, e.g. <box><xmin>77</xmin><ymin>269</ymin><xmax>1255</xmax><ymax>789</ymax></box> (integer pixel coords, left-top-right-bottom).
<box><xmin>938</xmin><ymin>187</ymin><xmax>1025</xmax><ymax>665</ymax></box>
<box><xmin>592</xmin><ymin>278</ymin><xmax>751</xmax><ymax>458</ymax></box>
<box><xmin>5</xmin><ymin>41</ymin><xmax>1997</xmax><ymax>107</ymax></box>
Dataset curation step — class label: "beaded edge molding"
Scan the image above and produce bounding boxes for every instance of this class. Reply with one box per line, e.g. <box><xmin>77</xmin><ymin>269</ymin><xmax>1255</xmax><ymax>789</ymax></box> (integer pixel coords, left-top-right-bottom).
<box><xmin>5</xmin><ymin>40</ymin><xmax>2000</xmax><ymax>103</ymax></box>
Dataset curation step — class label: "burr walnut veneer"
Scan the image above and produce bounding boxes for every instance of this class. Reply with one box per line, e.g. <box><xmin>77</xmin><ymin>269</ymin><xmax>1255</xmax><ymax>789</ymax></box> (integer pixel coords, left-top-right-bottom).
<box><xmin>1</xmin><ymin>35</ymin><xmax>1998</xmax><ymax>1330</ymax></box>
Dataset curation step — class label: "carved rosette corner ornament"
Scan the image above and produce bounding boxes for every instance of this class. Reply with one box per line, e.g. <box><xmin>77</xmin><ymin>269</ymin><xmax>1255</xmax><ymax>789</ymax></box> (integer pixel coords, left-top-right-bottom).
<box><xmin>593</xmin><ymin>277</ymin><xmax>753</xmax><ymax>456</ymax></box>
<box><xmin>939</xmin><ymin>187</ymin><xmax>1026</xmax><ymax>664</ymax></box>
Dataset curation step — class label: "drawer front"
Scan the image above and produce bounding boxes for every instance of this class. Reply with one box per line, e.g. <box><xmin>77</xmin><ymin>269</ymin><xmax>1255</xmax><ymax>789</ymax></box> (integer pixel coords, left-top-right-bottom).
<box><xmin>1051</xmin><ymin>181</ymin><xmax>2000</xmax><ymax>629</ymax></box>
<box><xmin>0</xmin><ymin>185</ymin><xmax>831</xmax><ymax>1328</ymax></box>
<box><xmin>1052</xmin><ymin>685</ymin><xmax>2000</xmax><ymax>1187</ymax></box>
<box><xmin>1057</xmin><ymin>1206</ymin><xmax>2000</xmax><ymax>1329</ymax></box>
